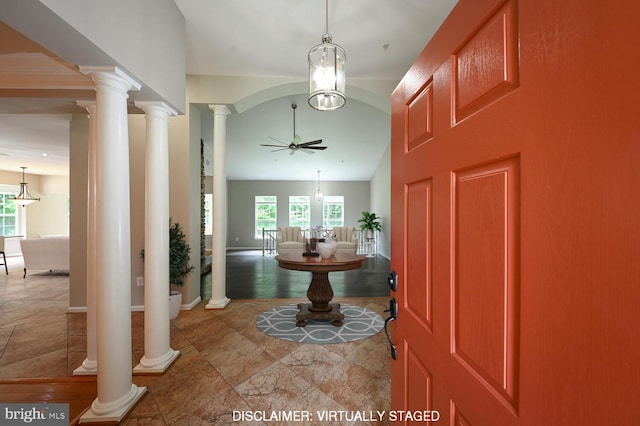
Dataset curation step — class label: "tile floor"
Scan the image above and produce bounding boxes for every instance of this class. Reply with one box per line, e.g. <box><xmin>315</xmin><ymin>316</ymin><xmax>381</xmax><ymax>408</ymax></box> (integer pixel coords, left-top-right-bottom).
<box><xmin>0</xmin><ymin>255</ymin><xmax>392</xmax><ymax>425</ymax></box>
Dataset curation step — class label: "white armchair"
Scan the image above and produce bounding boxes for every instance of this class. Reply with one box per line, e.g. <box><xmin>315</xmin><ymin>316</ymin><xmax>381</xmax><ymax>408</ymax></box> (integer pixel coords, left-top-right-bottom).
<box><xmin>276</xmin><ymin>226</ymin><xmax>305</xmax><ymax>255</ymax></box>
<box><xmin>332</xmin><ymin>226</ymin><xmax>358</xmax><ymax>255</ymax></box>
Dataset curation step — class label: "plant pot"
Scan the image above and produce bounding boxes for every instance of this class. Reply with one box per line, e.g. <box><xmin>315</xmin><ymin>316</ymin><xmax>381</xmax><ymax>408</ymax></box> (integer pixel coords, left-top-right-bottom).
<box><xmin>169</xmin><ymin>290</ymin><xmax>182</xmax><ymax>320</ymax></box>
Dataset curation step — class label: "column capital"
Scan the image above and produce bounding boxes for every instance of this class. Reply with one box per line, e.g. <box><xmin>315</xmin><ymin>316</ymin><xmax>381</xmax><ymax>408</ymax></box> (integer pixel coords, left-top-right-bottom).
<box><xmin>79</xmin><ymin>66</ymin><xmax>142</xmax><ymax>92</ymax></box>
<box><xmin>208</xmin><ymin>104</ymin><xmax>231</xmax><ymax>117</ymax></box>
<box><xmin>77</xmin><ymin>100</ymin><xmax>97</xmax><ymax>115</ymax></box>
<box><xmin>134</xmin><ymin>101</ymin><xmax>177</xmax><ymax>117</ymax></box>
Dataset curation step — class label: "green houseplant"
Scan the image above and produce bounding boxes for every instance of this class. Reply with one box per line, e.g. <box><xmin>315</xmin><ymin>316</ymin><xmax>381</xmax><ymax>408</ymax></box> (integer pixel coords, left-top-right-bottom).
<box><xmin>140</xmin><ymin>219</ymin><xmax>194</xmax><ymax>319</ymax></box>
<box><xmin>168</xmin><ymin>220</ymin><xmax>195</xmax><ymax>287</ymax></box>
<box><xmin>358</xmin><ymin>211</ymin><xmax>382</xmax><ymax>239</ymax></box>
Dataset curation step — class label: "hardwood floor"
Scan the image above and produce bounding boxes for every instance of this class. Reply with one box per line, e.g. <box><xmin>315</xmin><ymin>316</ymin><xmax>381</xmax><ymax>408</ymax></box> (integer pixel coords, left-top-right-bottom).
<box><xmin>224</xmin><ymin>250</ymin><xmax>391</xmax><ymax>299</ymax></box>
<box><xmin>0</xmin><ymin>252</ymin><xmax>393</xmax><ymax>424</ymax></box>
<box><xmin>0</xmin><ymin>376</ymin><xmax>98</xmax><ymax>425</ymax></box>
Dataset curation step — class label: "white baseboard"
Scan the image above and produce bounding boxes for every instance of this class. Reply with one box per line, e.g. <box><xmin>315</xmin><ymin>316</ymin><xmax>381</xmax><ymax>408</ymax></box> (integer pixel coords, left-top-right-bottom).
<box><xmin>68</xmin><ymin>296</ymin><xmax>203</xmax><ymax>313</ymax></box>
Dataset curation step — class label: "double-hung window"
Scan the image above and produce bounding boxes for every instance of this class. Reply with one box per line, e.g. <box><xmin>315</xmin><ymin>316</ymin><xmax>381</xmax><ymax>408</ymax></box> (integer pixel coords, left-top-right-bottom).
<box><xmin>289</xmin><ymin>196</ymin><xmax>310</xmax><ymax>229</ymax></box>
<box><xmin>322</xmin><ymin>195</ymin><xmax>344</xmax><ymax>228</ymax></box>
<box><xmin>255</xmin><ymin>196</ymin><xmax>277</xmax><ymax>237</ymax></box>
<box><xmin>0</xmin><ymin>193</ymin><xmax>17</xmax><ymax>236</ymax></box>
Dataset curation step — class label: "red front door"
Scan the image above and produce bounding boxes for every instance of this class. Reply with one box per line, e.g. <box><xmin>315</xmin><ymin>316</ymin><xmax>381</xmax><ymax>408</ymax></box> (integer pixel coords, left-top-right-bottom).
<box><xmin>390</xmin><ymin>0</ymin><xmax>640</xmax><ymax>424</ymax></box>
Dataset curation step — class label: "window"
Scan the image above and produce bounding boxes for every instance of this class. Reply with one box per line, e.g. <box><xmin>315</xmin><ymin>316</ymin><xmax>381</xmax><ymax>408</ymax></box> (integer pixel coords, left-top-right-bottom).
<box><xmin>322</xmin><ymin>195</ymin><xmax>344</xmax><ymax>228</ymax></box>
<box><xmin>255</xmin><ymin>196</ymin><xmax>277</xmax><ymax>237</ymax></box>
<box><xmin>0</xmin><ymin>193</ymin><xmax>17</xmax><ymax>236</ymax></box>
<box><xmin>289</xmin><ymin>196</ymin><xmax>310</xmax><ymax>229</ymax></box>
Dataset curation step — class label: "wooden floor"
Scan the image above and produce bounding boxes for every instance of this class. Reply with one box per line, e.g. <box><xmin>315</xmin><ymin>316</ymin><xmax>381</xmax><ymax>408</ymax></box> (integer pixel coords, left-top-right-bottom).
<box><xmin>0</xmin><ymin>376</ymin><xmax>97</xmax><ymax>425</ymax></box>
<box><xmin>223</xmin><ymin>250</ymin><xmax>391</xmax><ymax>299</ymax></box>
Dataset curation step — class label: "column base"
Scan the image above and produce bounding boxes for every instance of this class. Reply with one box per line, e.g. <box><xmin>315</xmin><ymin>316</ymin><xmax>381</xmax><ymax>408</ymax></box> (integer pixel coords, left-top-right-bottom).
<box><xmin>205</xmin><ymin>296</ymin><xmax>231</xmax><ymax>309</ymax></box>
<box><xmin>79</xmin><ymin>385</ymin><xmax>147</xmax><ymax>424</ymax></box>
<box><xmin>73</xmin><ymin>358</ymin><xmax>97</xmax><ymax>376</ymax></box>
<box><xmin>133</xmin><ymin>349</ymin><xmax>180</xmax><ymax>375</ymax></box>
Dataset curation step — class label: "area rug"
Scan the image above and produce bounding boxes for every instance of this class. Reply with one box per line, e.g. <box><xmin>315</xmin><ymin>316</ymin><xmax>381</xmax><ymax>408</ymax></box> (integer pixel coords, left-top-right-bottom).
<box><xmin>256</xmin><ymin>304</ymin><xmax>384</xmax><ymax>344</ymax></box>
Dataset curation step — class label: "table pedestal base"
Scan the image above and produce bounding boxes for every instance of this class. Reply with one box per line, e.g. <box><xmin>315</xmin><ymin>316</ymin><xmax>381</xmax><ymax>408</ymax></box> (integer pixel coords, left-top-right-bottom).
<box><xmin>296</xmin><ymin>302</ymin><xmax>344</xmax><ymax>327</ymax></box>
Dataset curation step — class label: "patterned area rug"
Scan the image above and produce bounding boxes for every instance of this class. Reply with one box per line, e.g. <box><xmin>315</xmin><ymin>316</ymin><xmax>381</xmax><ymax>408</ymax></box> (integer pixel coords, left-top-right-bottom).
<box><xmin>256</xmin><ymin>304</ymin><xmax>384</xmax><ymax>344</ymax></box>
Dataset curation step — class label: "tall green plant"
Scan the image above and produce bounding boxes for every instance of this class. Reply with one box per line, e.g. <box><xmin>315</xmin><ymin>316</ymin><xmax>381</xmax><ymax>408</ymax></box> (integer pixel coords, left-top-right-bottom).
<box><xmin>357</xmin><ymin>211</ymin><xmax>382</xmax><ymax>232</ymax></box>
<box><xmin>169</xmin><ymin>220</ymin><xmax>195</xmax><ymax>286</ymax></box>
<box><xmin>140</xmin><ymin>219</ymin><xmax>195</xmax><ymax>289</ymax></box>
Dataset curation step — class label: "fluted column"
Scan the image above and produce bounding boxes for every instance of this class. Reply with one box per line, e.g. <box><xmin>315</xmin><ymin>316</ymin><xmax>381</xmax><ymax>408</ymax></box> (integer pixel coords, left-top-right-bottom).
<box><xmin>78</xmin><ymin>66</ymin><xmax>146</xmax><ymax>423</ymax></box>
<box><xmin>73</xmin><ymin>101</ymin><xmax>97</xmax><ymax>376</ymax></box>
<box><xmin>206</xmin><ymin>105</ymin><xmax>231</xmax><ymax>309</ymax></box>
<box><xmin>133</xmin><ymin>101</ymin><xmax>180</xmax><ymax>374</ymax></box>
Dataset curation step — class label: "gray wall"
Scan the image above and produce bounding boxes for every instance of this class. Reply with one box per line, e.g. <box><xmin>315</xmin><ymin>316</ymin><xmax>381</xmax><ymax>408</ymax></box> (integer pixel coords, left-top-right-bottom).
<box><xmin>227</xmin><ymin>180</ymin><xmax>370</xmax><ymax>249</ymax></box>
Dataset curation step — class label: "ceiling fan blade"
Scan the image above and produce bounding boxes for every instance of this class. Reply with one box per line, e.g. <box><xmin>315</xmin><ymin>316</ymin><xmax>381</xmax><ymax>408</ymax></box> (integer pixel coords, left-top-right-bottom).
<box><xmin>289</xmin><ymin>149</ymin><xmax>296</xmax><ymax>156</ymax></box>
<box><xmin>293</xmin><ymin>134</ymin><xmax>301</xmax><ymax>145</ymax></box>
<box><xmin>299</xmin><ymin>139</ymin><xmax>323</xmax><ymax>146</ymax></box>
<box><xmin>261</xmin><ymin>144</ymin><xmax>288</xmax><ymax>147</ymax></box>
<box><xmin>300</xmin><ymin>149</ymin><xmax>315</xmax><ymax>154</ymax></box>
<box><xmin>267</xmin><ymin>137</ymin><xmax>288</xmax><ymax>145</ymax></box>
<box><xmin>302</xmin><ymin>146</ymin><xmax>327</xmax><ymax>150</ymax></box>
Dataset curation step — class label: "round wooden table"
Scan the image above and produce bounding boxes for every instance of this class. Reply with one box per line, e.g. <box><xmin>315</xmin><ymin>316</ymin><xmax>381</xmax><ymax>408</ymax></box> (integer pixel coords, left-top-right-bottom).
<box><xmin>275</xmin><ymin>253</ymin><xmax>365</xmax><ymax>326</ymax></box>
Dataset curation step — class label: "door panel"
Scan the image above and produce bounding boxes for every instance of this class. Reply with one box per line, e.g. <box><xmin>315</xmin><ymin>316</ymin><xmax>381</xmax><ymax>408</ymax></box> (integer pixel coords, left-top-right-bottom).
<box><xmin>391</xmin><ymin>0</ymin><xmax>640</xmax><ymax>424</ymax></box>
<box><xmin>452</xmin><ymin>158</ymin><xmax>520</xmax><ymax>412</ymax></box>
<box><xmin>405</xmin><ymin>179</ymin><xmax>432</xmax><ymax>330</ymax></box>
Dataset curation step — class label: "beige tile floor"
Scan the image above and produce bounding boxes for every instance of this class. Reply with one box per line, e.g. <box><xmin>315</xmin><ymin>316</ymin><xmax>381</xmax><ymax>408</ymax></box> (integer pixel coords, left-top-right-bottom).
<box><xmin>0</xmin><ymin>255</ymin><xmax>391</xmax><ymax>425</ymax></box>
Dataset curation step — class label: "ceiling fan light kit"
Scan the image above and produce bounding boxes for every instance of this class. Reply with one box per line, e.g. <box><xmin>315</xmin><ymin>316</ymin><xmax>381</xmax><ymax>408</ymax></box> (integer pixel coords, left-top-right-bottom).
<box><xmin>308</xmin><ymin>0</ymin><xmax>346</xmax><ymax>111</ymax></box>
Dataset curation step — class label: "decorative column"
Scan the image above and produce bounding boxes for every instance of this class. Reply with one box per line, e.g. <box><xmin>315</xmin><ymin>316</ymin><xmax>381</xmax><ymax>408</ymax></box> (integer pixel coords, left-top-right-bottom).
<box><xmin>206</xmin><ymin>105</ymin><xmax>231</xmax><ymax>309</ymax></box>
<box><xmin>78</xmin><ymin>66</ymin><xmax>146</xmax><ymax>423</ymax></box>
<box><xmin>73</xmin><ymin>101</ymin><xmax>97</xmax><ymax>376</ymax></box>
<box><xmin>133</xmin><ymin>101</ymin><xmax>180</xmax><ymax>373</ymax></box>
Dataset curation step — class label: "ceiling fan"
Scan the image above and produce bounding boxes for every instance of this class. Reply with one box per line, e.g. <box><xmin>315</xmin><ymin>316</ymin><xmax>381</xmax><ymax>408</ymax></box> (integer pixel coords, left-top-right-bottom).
<box><xmin>260</xmin><ymin>103</ymin><xmax>327</xmax><ymax>154</ymax></box>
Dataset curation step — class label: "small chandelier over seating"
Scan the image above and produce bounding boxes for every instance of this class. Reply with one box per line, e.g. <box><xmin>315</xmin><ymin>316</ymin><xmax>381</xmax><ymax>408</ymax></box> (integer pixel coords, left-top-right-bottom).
<box><xmin>308</xmin><ymin>0</ymin><xmax>346</xmax><ymax>111</ymax></box>
<box><xmin>11</xmin><ymin>166</ymin><xmax>40</xmax><ymax>206</ymax></box>
<box><xmin>315</xmin><ymin>170</ymin><xmax>324</xmax><ymax>201</ymax></box>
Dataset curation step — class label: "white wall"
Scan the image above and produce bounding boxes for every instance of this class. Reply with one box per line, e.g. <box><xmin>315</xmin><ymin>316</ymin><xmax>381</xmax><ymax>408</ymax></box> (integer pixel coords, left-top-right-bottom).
<box><xmin>370</xmin><ymin>144</ymin><xmax>391</xmax><ymax>258</ymax></box>
<box><xmin>1</xmin><ymin>0</ymin><xmax>186</xmax><ymax>112</ymax></box>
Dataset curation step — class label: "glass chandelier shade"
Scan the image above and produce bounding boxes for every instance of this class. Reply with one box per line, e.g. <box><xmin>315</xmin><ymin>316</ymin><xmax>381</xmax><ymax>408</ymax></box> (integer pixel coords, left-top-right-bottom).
<box><xmin>315</xmin><ymin>170</ymin><xmax>324</xmax><ymax>200</ymax></box>
<box><xmin>11</xmin><ymin>167</ymin><xmax>40</xmax><ymax>206</ymax></box>
<box><xmin>308</xmin><ymin>0</ymin><xmax>346</xmax><ymax>111</ymax></box>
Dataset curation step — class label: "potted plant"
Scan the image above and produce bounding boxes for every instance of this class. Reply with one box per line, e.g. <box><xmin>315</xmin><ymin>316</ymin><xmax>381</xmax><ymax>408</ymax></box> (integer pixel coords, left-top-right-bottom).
<box><xmin>141</xmin><ymin>219</ymin><xmax>195</xmax><ymax>320</ymax></box>
<box><xmin>358</xmin><ymin>211</ymin><xmax>382</xmax><ymax>240</ymax></box>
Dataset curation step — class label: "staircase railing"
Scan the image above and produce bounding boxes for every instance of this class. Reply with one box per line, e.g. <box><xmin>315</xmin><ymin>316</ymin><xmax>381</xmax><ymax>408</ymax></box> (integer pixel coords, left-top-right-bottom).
<box><xmin>262</xmin><ymin>228</ymin><xmax>278</xmax><ymax>255</ymax></box>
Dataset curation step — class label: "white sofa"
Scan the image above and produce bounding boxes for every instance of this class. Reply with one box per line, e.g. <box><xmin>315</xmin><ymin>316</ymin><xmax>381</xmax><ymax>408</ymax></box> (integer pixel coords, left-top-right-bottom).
<box><xmin>20</xmin><ymin>237</ymin><xmax>70</xmax><ymax>278</ymax></box>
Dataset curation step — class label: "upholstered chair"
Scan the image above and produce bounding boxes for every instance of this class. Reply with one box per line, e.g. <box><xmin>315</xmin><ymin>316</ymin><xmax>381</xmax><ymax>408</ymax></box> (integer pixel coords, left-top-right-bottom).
<box><xmin>276</xmin><ymin>226</ymin><xmax>305</xmax><ymax>255</ymax></box>
<box><xmin>332</xmin><ymin>226</ymin><xmax>358</xmax><ymax>255</ymax></box>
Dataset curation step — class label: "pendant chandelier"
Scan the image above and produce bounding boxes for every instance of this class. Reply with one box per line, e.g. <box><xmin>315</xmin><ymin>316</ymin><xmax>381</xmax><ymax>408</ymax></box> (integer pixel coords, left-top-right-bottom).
<box><xmin>315</xmin><ymin>170</ymin><xmax>324</xmax><ymax>200</ymax></box>
<box><xmin>11</xmin><ymin>166</ymin><xmax>40</xmax><ymax>206</ymax></box>
<box><xmin>308</xmin><ymin>0</ymin><xmax>346</xmax><ymax>111</ymax></box>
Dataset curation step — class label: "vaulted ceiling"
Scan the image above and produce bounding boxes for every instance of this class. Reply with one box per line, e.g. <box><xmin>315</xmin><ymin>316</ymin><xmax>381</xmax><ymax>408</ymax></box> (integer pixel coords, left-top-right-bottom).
<box><xmin>0</xmin><ymin>1</ymin><xmax>457</xmax><ymax>179</ymax></box>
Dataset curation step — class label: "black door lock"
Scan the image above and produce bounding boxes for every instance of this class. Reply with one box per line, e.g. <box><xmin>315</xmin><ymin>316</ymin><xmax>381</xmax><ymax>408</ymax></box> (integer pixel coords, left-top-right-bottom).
<box><xmin>387</xmin><ymin>270</ymin><xmax>398</xmax><ymax>292</ymax></box>
<box><xmin>384</xmin><ymin>297</ymin><xmax>398</xmax><ymax>360</ymax></box>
